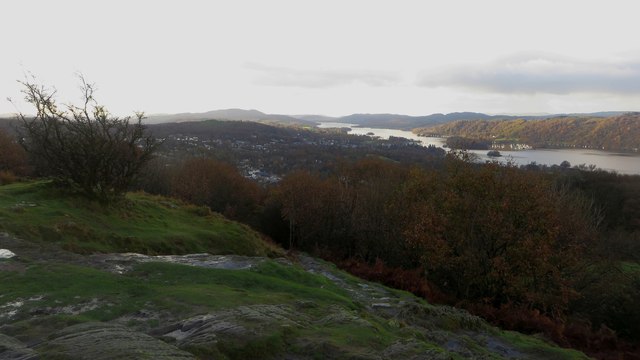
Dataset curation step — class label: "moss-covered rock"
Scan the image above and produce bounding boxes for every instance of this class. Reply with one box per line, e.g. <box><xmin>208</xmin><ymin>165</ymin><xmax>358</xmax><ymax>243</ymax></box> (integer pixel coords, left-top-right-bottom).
<box><xmin>38</xmin><ymin>322</ymin><xmax>194</xmax><ymax>359</ymax></box>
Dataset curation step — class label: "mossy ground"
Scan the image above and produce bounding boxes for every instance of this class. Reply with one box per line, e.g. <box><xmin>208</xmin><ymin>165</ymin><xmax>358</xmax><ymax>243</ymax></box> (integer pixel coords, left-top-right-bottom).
<box><xmin>0</xmin><ymin>260</ymin><xmax>353</xmax><ymax>324</ymax></box>
<box><xmin>0</xmin><ymin>258</ymin><xmax>592</xmax><ymax>359</ymax></box>
<box><xmin>500</xmin><ymin>331</ymin><xmax>589</xmax><ymax>360</ymax></box>
<box><xmin>0</xmin><ymin>259</ymin><xmax>402</xmax><ymax>358</ymax></box>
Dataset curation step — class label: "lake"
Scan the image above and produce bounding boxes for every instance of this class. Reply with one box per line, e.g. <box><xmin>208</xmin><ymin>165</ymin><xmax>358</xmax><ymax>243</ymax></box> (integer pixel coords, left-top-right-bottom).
<box><xmin>317</xmin><ymin>122</ymin><xmax>640</xmax><ymax>175</ymax></box>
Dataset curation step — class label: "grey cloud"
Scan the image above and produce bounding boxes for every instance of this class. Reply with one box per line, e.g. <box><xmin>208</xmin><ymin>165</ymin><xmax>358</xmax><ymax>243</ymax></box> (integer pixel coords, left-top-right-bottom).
<box><xmin>418</xmin><ymin>54</ymin><xmax>640</xmax><ymax>94</ymax></box>
<box><xmin>246</xmin><ymin>63</ymin><xmax>400</xmax><ymax>88</ymax></box>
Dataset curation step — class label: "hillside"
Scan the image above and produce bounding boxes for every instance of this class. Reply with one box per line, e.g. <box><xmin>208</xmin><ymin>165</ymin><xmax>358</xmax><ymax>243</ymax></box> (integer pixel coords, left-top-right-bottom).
<box><xmin>415</xmin><ymin>113</ymin><xmax>640</xmax><ymax>152</ymax></box>
<box><xmin>132</xmin><ymin>110</ymin><xmax>498</xmax><ymax>130</ymax></box>
<box><xmin>145</xmin><ymin>119</ymin><xmax>446</xmax><ymax>181</ymax></box>
<box><xmin>144</xmin><ymin>109</ymin><xmax>315</xmax><ymax>127</ymax></box>
<box><xmin>6</xmin><ymin>110</ymin><xmax>628</xmax><ymax>135</ymax></box>
<box><xmin>298</xmin><ymin>111</ymin><xmax>625</xmax><ymax>130</ymax></box>
<box><xmin>0</xmin><ymin>182</ymin><xmax>589</xmax><ymax>359</ymax></box>
<box><xmin>335</xmin><ymin>112</ymin><xmax>499</xmax><ymax>130</ymax></box>
<box><xmin>0</xmin><ymin>181</ymin><xmax>281</xmax><ymax>256</ymax></box>
<box><xmin>310</xmin><ymin>112</ymin><xmax>623</xmax><ymax>130</ymax></box>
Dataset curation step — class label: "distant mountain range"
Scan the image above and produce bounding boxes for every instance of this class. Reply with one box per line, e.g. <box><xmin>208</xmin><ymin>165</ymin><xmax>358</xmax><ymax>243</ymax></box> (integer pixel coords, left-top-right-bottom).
<box><xmin>2</xmin><ymin>109</ymin><xmax>632</xmax><ymax>132</ymax></box>
<box><xmin>143</xmin><ymin>109</ymin><xmax>632</xmax><ymax>130</ymax></box>
<box><xmin>330</xmin><ymin>112</ymin><xmax>505</xmax><ymax>130</ymax></box>
<box><xmin>146</xmin><ymin>110</ymin><xmax>506</xmax><ymax>129</ymax></box>
<box><xmin>144</xmin><ymin>109</ymin><xmax>314</xmax><ymax>126</ymax></box>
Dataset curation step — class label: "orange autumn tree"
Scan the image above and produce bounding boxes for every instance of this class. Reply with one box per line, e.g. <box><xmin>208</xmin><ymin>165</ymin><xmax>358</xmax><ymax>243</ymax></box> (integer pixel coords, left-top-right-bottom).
<box><xmin>336</xmin><ymin>158</ymin><xmax>411</xmax><ymax>263</ymax></box>
<box><xmin>402</xmin><ymin>157</ymin><xmax>595</xmax><ymax>315</ymax></box>
<box><xmin>170</xmin><ymin>157</ymin><xmax>262</xmax><ymax>220</ymax></box>
<box><xmin>274</xmin><ymin>158</ymin><xmax>413</xmax><ymax>261</ymax></box>
<box><xmin>274</xmin><ymin>170</ymin><xmax>343</xmax><ymax>250</ymax></box>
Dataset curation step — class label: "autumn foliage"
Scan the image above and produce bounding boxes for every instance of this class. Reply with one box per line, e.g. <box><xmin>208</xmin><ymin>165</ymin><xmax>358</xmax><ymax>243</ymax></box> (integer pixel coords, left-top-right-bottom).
<box><xmin>170</xmin><ymin>157</ymin><xmax>262</xmax><ymax>221</ymax></box>
<box><xmin>268</xmin><ymin>156</ymin><xmax>640</xmax><ymax>358</ymax></box>
<box><xmin>272</xmin><ymin>157</ymin><xmax>595</xmax><ymax>313</ymax></box>
<box><xmin>401</xmin><ymin>159</ymin><xmax>595</xmax><ymax>314</ymax></box>
<box><xmin>273</xmin><ymin>159</ymin><xmax>414</xmax><ymax>265</ymax></box>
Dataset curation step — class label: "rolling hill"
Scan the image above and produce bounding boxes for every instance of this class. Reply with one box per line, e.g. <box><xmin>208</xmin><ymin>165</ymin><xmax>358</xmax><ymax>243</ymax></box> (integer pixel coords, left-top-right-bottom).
<box><xmin>415</xmin><ymin>113</ymin><xmax>640</xmax><ymax>152</ymax></box>
<box><xmin>144</xmin><ymin>108</ymin><xmax>315</xmax><ymax>126</ymax></box>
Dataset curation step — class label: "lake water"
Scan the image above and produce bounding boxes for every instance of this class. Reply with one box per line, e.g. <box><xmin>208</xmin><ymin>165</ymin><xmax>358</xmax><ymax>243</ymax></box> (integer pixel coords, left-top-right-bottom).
<box><xmin>317</xmin><ymin>122</ymin><xmax>640</xmax><ymax>175</ymax></box>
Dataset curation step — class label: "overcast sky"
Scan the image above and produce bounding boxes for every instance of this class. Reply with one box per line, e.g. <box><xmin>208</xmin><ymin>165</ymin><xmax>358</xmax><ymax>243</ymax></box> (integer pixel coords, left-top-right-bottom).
<box><xmin>2</xmin><ymin>0</ymin><xmax>639</xmax><ymax>117</ymax></box>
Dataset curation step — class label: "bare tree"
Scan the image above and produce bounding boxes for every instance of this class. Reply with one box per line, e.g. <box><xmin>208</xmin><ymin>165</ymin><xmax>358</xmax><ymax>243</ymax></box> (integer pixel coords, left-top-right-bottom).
<box><xmin>15</xmin><ymin>75</ymin><xmax>159</xmax><ymax>203</ymax></box>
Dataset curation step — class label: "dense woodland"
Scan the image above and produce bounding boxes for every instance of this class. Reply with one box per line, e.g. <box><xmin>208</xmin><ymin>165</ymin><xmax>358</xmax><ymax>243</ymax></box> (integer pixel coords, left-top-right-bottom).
<box><xmin>265</xmin><ymin>158</ymin><xmax>640</xmax><ymax>359</ymax></box>
<box><xmin>415</xmin><ymin>113</ymin><xmax>640</xmax><ymax>152</ymax></box>
<box><xmin>445</xmin><ymin>136</ymin><xmax>492</xmax><ymax>150</ymax></box>
<box><xmin>2</xmin><ymin>118</ymin><xmax>640</xmax><ymax>359</ymax></box>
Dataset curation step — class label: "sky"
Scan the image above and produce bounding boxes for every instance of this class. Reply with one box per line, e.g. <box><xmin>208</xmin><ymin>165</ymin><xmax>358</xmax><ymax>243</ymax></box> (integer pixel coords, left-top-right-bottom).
<box><xmin>2</xmin><ymin>0</ymin><xmax>639</xmax><ymax>117</ymax></box>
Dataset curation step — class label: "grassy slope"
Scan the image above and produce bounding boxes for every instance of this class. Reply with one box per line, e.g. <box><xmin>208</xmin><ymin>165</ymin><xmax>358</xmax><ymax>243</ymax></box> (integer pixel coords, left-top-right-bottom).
<box><xmin>0</xmin><ymin>181</ymin><xmax>281</xmax><ymax>256</ymax></box>
<box><xmin>0</xmin><ymin>181</ymin><xmax>589</xmax><ymax>359</ymax></box>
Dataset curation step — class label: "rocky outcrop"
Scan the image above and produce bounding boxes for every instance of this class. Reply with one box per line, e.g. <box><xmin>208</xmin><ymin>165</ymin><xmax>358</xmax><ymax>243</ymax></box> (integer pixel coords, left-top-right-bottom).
<box><xmin>0</xmin><ymin>249</ymin><xmax>16</xmax><ymax>259</ymax></box>
<box><xmin>37</xmin><ymin>322</ymin><xmax>195</xmax><ymax>359</ymax></box>
<box><xmin>0</xmin><ymin>233</ymin><xmax>589</xmax><ymax>359</ymax></box>
<box><xmin>90</xmin><ymin>252</ymin><xmax>286</xmax><ymax>274</ymax></box>
<box><xmin>0</xmin><ymin>334</ymin><xmax>37</xmax><ymax>360</ymax></box>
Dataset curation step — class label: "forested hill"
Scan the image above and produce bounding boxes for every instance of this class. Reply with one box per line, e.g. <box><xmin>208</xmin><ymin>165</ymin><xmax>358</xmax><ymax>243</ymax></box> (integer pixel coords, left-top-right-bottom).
<box><xmin>144</xmin><ymin>109</ymin><xmax>315</xmax><ymax>126</ymax></box>
<box><xmin>335</xmin><ymin>112</ymin><xmax>497</xmax><ymax>130</ymax></box>
<box><xmin>414</xmin><ymin>113</ymin><xmax>640</xmax><ymax>152</ymax></box>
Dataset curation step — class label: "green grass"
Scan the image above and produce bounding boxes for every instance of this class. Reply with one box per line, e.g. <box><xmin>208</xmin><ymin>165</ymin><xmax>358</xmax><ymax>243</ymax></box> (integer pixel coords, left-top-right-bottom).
<box><xmin>0</xmin><ymin>258</ymin><xmax>589</xmax><ymax>359</ymax></box>
<box><xmin>0</xmin><ymin>260</ymin><xmax>355</xmax><ymax>322</ymax></box>
<box><xmin>619</xmin><ymin>261</ymin><xmax>640</xmax><ymax>274</ymax></box>
<box><xmin>305</xmin><ymin>322</ymin><xmax>395</xmax><ymax>350</ymax></box>
<box><xmin>499</xmin><ymin>331</ymin><xmax>591</xmax><ymax>360</ymax></box>
<box><xmin>0</xmin><ymin>181</ymin><xmax>281</xmax><ymax>256</ymax></box>
<box><xmin>0</xmin><ymin>259</ymin><xmax>365</xmax><ymax>357</ymax></box>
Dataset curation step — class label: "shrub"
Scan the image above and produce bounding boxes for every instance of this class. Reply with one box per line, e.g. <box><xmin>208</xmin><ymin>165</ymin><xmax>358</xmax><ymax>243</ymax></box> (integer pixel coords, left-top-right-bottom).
<box><xmin>15</xmin><ymin>76</ymin><xmax>158</xmax><ymax>203</ymax></box>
